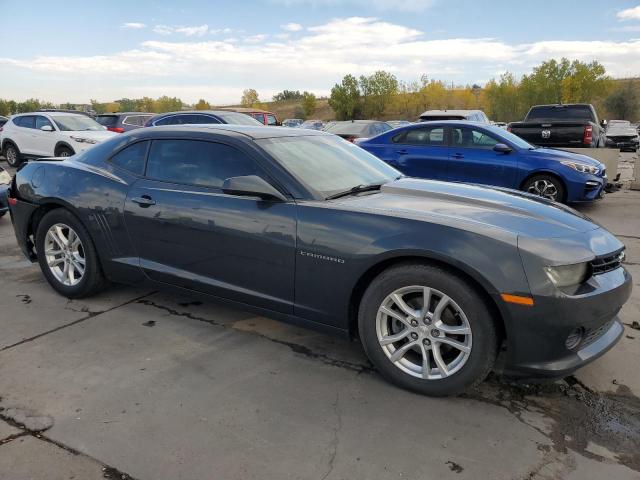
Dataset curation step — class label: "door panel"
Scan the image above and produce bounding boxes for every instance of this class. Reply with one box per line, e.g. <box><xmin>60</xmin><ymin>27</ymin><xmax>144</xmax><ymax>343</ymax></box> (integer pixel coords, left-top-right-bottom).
<box><xmin>387</xmin><ymin>126</ymin><xmax>449</xmax><ymax>180</ymax></box>
<box><xmin>124</xmin><ymin>180</ymin><xmax>296</xmax><ymax>312</ymax></box>
<box><xmin>448</xmin><ymin>127</ymin><xmax>518</xmax><ymax>188</ymax></box>
<box><xmin>31</xmin><ymin>116</ymin><xmax>57</xmax><ymax>156</ymax></box>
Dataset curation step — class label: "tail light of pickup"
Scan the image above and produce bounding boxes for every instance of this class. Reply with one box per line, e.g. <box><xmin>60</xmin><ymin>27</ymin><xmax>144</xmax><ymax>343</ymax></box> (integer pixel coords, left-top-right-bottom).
<box><xmin>583</xmin><ymin>125</ymin><xmax>593</xmax><ymax>145</ymax></box>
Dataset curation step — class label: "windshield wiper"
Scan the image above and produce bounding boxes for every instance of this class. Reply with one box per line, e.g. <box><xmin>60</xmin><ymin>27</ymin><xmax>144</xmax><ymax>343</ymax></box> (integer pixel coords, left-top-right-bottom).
<box><xmin>326</xmin><ymin>182</ymin><xmax>384</xmax><ymax>200</ymax></box>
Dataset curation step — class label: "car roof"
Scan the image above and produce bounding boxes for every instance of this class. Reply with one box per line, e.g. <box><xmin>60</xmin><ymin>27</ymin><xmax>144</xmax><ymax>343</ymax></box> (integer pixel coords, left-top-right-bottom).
<box><xmin>219</xmin><ymin>107</ymin><xmax>273</xmax><ymax>114</ymax></box>
<box><xmin>136</xmin><ymin>124</ymin><xmax>330</xmax><ymax>140</ymax></box>
<box><xmin>419</xmin><ymin>109</ymin><xmax>483</xmax><ymax>116</ymax></box>
<box><xmin>400</xmin><ymin>120</ymin><xmax>498</xmax><ymax>128</ymax></box>
<box><xmin>149</xmin><ymin>110</ymin><xmax>249</xmax><ymax>117</ymax></box>
<box><xmin>14</xmin><ymin>111</ymin><xmax>89</xmax><ymax>117</ymax></box>
<box><xmin>98</xmin><ymin>112</ymin><xmax>153</xmax><ymax>116</ymax></box>
<box><xmin>331</xmin><ymin>120</ymin><xmax>385</xmax><ymax>124</ymax></box>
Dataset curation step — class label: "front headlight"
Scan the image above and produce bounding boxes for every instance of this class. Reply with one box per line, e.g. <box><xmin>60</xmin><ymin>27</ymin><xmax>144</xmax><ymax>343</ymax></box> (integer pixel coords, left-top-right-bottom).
<box><xmin>70</xmin><ymin>136</ymin><xmax>98</xmax><ymax>144</ymax></box>
<box><xmin>561</xmin><ymin>161</ymin><xmax>599</xmax><ymax>175</ymax></box>
<box><xmin>544</xmin><ymin>262</ymin><xmax>589</xmax><ymax>288</ymax></box>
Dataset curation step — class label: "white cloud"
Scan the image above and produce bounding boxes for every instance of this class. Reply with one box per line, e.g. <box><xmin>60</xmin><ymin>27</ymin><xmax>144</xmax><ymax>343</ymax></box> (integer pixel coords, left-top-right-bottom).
<box><xmin>121</xmin><ymin>22</ymin><xmax>146</xmax><ymax>29</ymax></box>
<box><xmin>152</xmin><ymin>24</ymin><xmax>209</xmax><ymax>36</ymax></box>
<box><xmin>281</xmin><ymin>22</ymin><xmax>303</xmax><ymax>31</ymax></box>
<box><xmin>617</xmin><ymin>5</ymin><xmax>640</xmax><ymax>20</ymax></box>
<box><xmin>3</xmin><ymin>17</ymin><xmax>640</xmax><ymax>103</ymax></box>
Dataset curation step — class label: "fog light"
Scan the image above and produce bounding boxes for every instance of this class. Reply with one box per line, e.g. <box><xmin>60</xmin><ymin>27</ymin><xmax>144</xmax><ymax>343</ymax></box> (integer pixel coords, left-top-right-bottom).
<box><xmin>565</xmin><ymin>327</ymin><xmax>584</xmax><ymax>350</ymax></box>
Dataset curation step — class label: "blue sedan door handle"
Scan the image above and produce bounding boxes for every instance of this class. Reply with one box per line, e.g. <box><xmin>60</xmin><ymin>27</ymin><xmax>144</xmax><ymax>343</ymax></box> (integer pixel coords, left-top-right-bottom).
<box><xmin>396</xmin><ymin>149</ymin><xmax>409</xmax><ymax>154</ymax></box>
<box><xmin>452</xmin><ymin>153</ymin><xmax>464</xmax><ymax>159</ymax></box>
<box><xmin>131</xmin><ymin>195</ymin><xmax>156</xmax><ymax>207</ymax></box>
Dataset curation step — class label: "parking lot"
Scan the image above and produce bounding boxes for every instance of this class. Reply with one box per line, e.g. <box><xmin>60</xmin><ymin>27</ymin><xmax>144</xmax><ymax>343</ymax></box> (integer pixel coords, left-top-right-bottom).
<box><xmin>0</xmin><ymin>152</ymin><xmax>639</xmax><ymax>480</ymax></box>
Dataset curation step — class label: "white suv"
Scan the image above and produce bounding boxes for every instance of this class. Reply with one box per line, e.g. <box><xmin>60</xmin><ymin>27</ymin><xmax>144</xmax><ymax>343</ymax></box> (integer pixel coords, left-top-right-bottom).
<box><xmin>1</xmin><ymin>112</ymin><xmax>118</xmax><ymax>167</ymax></box>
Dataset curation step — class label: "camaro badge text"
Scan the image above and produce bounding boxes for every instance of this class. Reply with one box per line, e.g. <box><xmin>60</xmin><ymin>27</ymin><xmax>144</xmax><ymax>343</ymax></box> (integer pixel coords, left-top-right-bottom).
<box><xmin>299</xmin><ymin>251</ymin><xmax>345</xmax><ymax>264</ymax></box>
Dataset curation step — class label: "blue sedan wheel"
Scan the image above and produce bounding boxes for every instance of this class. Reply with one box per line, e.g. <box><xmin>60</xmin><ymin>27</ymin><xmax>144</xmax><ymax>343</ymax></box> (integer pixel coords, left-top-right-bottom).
<box><xmin>522</xmin><ymin>175</ymin><xmax>565</xmax><ymax>202</ymax></box>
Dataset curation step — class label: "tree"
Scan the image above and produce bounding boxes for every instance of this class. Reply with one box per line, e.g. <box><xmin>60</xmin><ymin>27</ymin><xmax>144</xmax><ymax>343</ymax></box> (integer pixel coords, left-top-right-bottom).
<box><xmin>90</xmin><ymin>99</ymin><xmax>107</xmax><ymax>114</ymax></box>
<box><xmin>302</xmin><ymin>91</ymin><xmax>316</xmax><ymax>117</ymax></box>
<box><xmin>139</xmin><ymin>97</ymin><xmax>156</xmax><ymax>113</ymax></box>
<box><xmin>0</xmin><ymin>100</ymin><xmax>10</xmax><ymax>116</ymax></box>
<box><xmin>273</xmin><ymin>90</ymin><xmax>303</xmax><ymax>102</ymax></box>
<box><xmin>359</xmin><ymin>70</ymin><xmax>398</xmax><ymax>118</ymax></box>
<box><xmin>195</xmin><ymin>99</ymin><xmax>211</xmax><ymax>110</ymax></box>
<box><xmin>115</xmin><ymin>98</ymin><xmax>141</xmax><ymax>112</ymax></box>
<box><xmin>154</xmin><ymin>95</ymin><xmax>183</xmax><ymax>113</ymax></box>
<box><xmin>241</xmin><ymin>89</ymin><xmax>260</xmax><ymax>107</ymax></box>
<box><xmin>104</xmin><ymin>102</ymin><xmax>121</xmax><ymax>113</ymax></box>
<box><xmin>484</xmin><ymin>73</ymin><xmax>525</xmax><ymax>122</ymax></box>
<box><xmin>561</xmin><ymin>60</ymin><xmax>610</xmax><ymax>103</ymax></box>
<box><xmin>604</xmin><ymin>81</ymin><xmax>639</xmax><ymax>120</ymax></box>
<box><xmin>329</xmin><ymin>75</ymin><xmax>361</xmax><ymax>120</ymax></box>
<box><xmin>15</xmin><ymin>98</ymin><xmax>41</xmax><ymax>113</ymax></box>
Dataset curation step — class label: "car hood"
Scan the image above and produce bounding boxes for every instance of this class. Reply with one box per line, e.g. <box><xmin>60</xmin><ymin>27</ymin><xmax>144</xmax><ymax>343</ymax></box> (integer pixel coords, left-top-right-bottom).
<box><xmin>332</xmin><ymin>178</ymin><xmax>599</xmax><ymax>239</ymax></box>
<box><xmin>60</xmin><ymin>130</ymin><xmax>119</xmax><ymax>142</ymax></box>
<box><xmin>528</xmin><ymin>147</ymin><xmax>604</xmax><ymax>169</ymax></box>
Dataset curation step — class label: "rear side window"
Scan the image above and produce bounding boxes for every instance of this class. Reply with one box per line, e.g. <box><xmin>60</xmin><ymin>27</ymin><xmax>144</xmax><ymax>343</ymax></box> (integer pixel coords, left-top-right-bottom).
<box><xmin>251</xmin><ymin>113</ymin><xmax>265</xmax><ymax>124</ymax></box>
<box><xmin>109</xmin><ymin>141</ymin><xmax>149</xmax><ymax>175</ymax></box>
<box><xmin>190</xmin><ymin>114</ymin><xmax>220</xmax><ymax>124</ymax></box>
<box><xmin>14</xmin><ymin>116</ymin><xmax>35</xmax><ymax>128</ymax></box>
<box><xmin>145</xmin><ymin>140</ymin><xmax>263</xmax><ymax>189</ymax></box>
<box><xmin>395</xmin><ymin>126</ymin><xmax>445</xmax><ymax>146</ymax></box>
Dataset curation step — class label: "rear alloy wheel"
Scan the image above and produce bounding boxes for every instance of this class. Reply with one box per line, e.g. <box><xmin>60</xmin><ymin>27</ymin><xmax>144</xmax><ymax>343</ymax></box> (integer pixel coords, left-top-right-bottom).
<box><xmin>523</xmin><ymin>175</ymin><xmax>565</xmax><ymax>202</ymax></box>
<box><xmin>4</xmin><ymin>143</ymin><xmax>22</xmax><ymax>167</ymax></box>
<box><xmin>358</xmin><ymin>263</ymin><xmax>497</xmax><ymax>396</ymax></box>
<box><xmin>36</xmin><ymin>209</ymin><xmax>106</xmax><ymax>298</ymax></box>
<box><xmin>55</xmin><ymin>146</ymin><xmax>73</xmax><ymax>157</ymax></box>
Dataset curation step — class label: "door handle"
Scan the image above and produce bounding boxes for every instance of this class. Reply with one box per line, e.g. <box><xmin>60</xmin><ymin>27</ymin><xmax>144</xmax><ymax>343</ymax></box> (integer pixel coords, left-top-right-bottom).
<box><xmin>131</xmin><ymin>195</ymin><xmax>156</xmax><ymax>207</ymax></box>
<box><xmin>452</xmin><ymin>153</ymin><xmax>464</xmax><ymax>159</ymax></box>
<box><xmin>396</xmin><ymin>149</ymin><xmax>409</xmax><ymax>154</ymax></box>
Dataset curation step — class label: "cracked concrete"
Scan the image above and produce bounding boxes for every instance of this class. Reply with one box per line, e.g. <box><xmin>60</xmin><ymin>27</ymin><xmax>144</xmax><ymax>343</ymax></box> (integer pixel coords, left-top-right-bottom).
<box><xmin>0</xmin><ymin>153</ymin><xmax>639</xmax><ymax>479</ymax></box>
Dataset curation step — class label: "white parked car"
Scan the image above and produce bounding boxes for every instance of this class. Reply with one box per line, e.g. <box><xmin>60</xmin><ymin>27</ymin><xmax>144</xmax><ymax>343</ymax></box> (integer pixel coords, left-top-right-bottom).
<box><xmin>1</xmin><ymin>112</ymin><xmax>118</xmax><ymax>167</ymax></box>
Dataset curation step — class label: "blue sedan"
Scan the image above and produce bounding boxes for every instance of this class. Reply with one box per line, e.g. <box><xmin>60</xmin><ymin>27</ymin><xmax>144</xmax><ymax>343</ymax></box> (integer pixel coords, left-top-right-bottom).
<box><xmin>358</xmin><ymin>121</ymin><xmax>607</xmax><ymax>203</ymax></box>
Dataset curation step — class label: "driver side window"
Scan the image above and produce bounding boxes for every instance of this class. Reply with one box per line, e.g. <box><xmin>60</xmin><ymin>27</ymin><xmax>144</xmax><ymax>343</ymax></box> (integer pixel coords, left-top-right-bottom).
<box><xmin>452</xmin><ymin>128</ymin><xmax>499</xmax><ymax>149</ymax></box>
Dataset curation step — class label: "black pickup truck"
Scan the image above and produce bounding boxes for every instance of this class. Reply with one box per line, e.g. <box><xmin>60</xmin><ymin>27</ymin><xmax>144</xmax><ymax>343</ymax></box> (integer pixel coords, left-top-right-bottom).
<box><xmin>508</xmin><ymin>104</ymin><xmax>606</xmax><ymax>148</ymax></box>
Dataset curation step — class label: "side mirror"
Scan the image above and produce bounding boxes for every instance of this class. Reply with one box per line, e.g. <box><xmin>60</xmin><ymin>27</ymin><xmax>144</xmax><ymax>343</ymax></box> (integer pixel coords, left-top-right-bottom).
<box><xmin>222</xmin><ymin>175</ymin><xmax>287</xmax><ymax>202</ymax></box>
<box><xmin>493</xmin><ymin>143</ymin><xmax>512</xmax><ymax>153</ymax></box>
<box><xmin>40</xmin><ymin>125</ymin><xmax>54</xmax><ymax>132</ymax></box>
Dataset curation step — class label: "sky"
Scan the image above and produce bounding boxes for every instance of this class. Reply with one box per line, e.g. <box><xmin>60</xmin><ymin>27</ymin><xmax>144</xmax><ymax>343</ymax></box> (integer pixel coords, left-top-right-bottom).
<box><xmin>1</xmin><ymin>0</ymin><xmax>640</xmax><ymax>104</ymax></box>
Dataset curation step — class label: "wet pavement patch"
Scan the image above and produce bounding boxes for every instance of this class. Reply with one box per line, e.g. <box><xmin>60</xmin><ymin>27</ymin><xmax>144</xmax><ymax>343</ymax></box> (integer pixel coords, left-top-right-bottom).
<box><xmin>142</xmin><ymin>320</ymin><xmax>156</xmax><ymax>327</ymax></box>
<box><xmin>15</xmin><ymin>294</ymin><xmax>31</xmax><ymax>304</ymax></box>
<box><xmin>445</xmin><ymin>460</ymin><xmax>464</xmax><ymax>473</ymax></box>
<box><xmin>465</xmin><ymin>376</ymin><xmax>640</xmax><ymax>472</ymax></box>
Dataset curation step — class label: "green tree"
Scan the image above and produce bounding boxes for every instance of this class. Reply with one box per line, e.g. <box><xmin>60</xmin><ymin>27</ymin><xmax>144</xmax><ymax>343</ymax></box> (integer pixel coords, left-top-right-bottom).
<box><xmin>604</xmin><ymin>81</ymin><xmax>639</xmax><ymax>120</ymax></box>
<box><xmin>273</xmin><ymin>90</ymin><xmax>303</xmax><ymax>102</ymax></box>
<box><xmin>90</xmin><ymin>99</ymin><xmax>107</xmax><ymax>114</ymax></box>
<box><xmin>15</xmin><ymin>98</ymin><xmax>41</xmax><ymax>113</ymax></box>
<box><xmin>241</xmin><ymin>89</ymin><xmax>260</xmax><ymax>107</ymax></box>
<box><xmin>139</xmin><ymin>97</ymin><xmax>156</xmax><ymax>113</ymax></box>
<box><xmin>329</xmin><ymin>74</ymin><xmax>361</xmax><ymax>120</ymax></box>
<box><xmin>359</xmin><ymin>70</ymin><xmax>398</xmax><ymax>118</ymax></box>
<box><xmin>561</xmin><ymin>60</ymin><xmax>610</xmax><ymax>103</ymax></box>
<box><xmin>0</xmin><ymin>100</ymin><xmax>10</xmax><ymax>116</ymax></box>
<box><xmin>302</xmin><ymin>91</ymin><xmax>316</xmax><ymax>117</ymax></box>
<box><xmin>484</xmin><ymin>73</ymin><xmax>525</xmax><ymax>122</ymax></box>
<box><xmin>115</xmin><ymin>98</ymin><xmax>141</xmax><ymax>112</ymax></box>
<box><xmin>194</xmin><ymin>99</ymin><xmax>211</xmax><ymax>110</ymax></box>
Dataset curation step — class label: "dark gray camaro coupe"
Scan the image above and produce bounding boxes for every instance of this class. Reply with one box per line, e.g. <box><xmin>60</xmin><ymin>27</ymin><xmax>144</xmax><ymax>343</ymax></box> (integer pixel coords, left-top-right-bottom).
<box><xmin>7</xmin><ymin>125</ymin><xmax>632</xmax><ymax>396</ymax></box>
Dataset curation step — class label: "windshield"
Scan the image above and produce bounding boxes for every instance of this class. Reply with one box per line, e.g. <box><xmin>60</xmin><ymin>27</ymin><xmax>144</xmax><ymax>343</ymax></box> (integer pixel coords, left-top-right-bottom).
<box><xmin>325</xmin><ymin>122</ymin><xmax>370</xmax><ymax>135</ymax></box>
<box><xmin>526</xmin><ymin>105</ymin><xmax>593</xmax><ymax>122</ymax></box>
<box><xmin>216</xmin><ymin>112</ymin><xmax>263</xmax><ymax>126</ymax></box>
<box><xmin>53</xmin><ymin>115</ymin><xmax>105</xmax><ymax>131</ymax></box>
<box><xmin>95</xmin><ymin>115</ymin><xmax>118</xmax><ymax>127</ymax></box>
<box><xmin>485</xmin><ymin>124</ymin><xmax>535</xmax><ymax>149</ymax></box>
<box><xmin>257</xmin><ymin>135</ymin><xmax>399</xmax><ymax>198</ymax></box>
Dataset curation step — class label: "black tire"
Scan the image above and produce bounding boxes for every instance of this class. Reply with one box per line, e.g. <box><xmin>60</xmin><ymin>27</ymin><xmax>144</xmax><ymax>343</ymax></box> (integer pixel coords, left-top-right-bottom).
<box><xmin>35</xmin><ymin>208</ymin><xmax>106</xmax><ymax>298</ymax></box>
<box><xmin>4</xmin><ymin>143</ymin><xmax>22</xmax><ymax>167</ymax></box>
<box><xmin>522</xmin><ymin>174</ymin><xmax>565</xmax><ymax>203</ymax></box>
<box><xmin>358</xmin><ymin>262</ymin><xmax>498</xmax><ymax>396</ymax></box>
<box><xmin>55</xmin><ymin>146</ymin><xmax>74</xmax><ymax>157</ymax></box>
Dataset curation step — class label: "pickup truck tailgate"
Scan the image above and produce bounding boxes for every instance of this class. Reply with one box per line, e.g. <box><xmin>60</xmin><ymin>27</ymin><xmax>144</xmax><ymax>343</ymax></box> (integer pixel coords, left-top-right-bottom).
<box><xmin>511</xmin><ymin>122</ymin><xmax>587</xmax><ymax>147</ymax></box>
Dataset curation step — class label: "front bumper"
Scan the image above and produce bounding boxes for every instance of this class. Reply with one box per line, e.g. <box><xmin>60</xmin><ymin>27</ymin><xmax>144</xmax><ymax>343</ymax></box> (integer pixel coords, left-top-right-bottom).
<box><xmin>500</xmin><ymin>266</ymin><xmax>632</xmax><ymax>379</ymax></box>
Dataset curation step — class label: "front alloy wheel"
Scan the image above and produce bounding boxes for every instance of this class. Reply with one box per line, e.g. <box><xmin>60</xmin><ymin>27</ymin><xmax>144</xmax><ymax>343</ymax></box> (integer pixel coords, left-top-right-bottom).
<box><xmin>376</xmin><ymin>286</ymin><xmax>472</xmax><ymax>380</ymax></box>
<box><xmin>358</xmin><ymin>263</ymin><xmax>498</xmax><ymax>396</ymax></box>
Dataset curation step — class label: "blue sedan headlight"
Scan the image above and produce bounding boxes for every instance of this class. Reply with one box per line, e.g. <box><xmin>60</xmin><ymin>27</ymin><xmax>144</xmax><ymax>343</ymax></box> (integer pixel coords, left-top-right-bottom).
<box><xmin>561</xmin><ymin>161</ymin><xmax>599</xmax><ymax>175</ymax></box>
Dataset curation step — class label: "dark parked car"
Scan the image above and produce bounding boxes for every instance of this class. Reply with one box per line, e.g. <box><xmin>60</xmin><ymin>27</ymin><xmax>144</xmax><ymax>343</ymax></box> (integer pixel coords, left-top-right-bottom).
<box><xmin>508</xmin><ymin>104</ymin><xmax>606</xmax><ymax>148</ymax></box>
<box><xmin>219</xmin><ymin>108</ymin><xmax>281</xmax><ymax>126</ymax></box>
<box><xmin>0</xmin><ymin>166</ymin><xmax>10</xmax><ymax>217</ymax></box>
<box><xmin>300</xmin><ymin>119</ymin><xmax>324</xmax><ymax>130</ymax></box>
<box><xmin>96</xmin><ymin>112</ymin><xmax>154</xmax><ymax>133</ymax></box>
<box><xmin>145</xmin><ymin>110</ymin><xmax>263</xmax><ymax>127</ymax></box>
<box><xmin>282</xmin><ymin>118</ymin><xmax>303</xmax><ymax>128</ymax></box>
<box><xmin>604</xmin><ymin>120</ymin><xmax>639</xmax><ymax>152</ymax></box>
<box><xmin>7</xmin><ymin>126</ymin><xmax>631</xmax><ymax>396</ymax></box>
<box><xmin>325</xmin><ymin>120</ymin><xmax>392</xmax><ymax>142</ymax></box>
<box><xmin>359</xmin><ymin>121</ymin><xmax>607</xmax><ymax>203</ymax></box>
